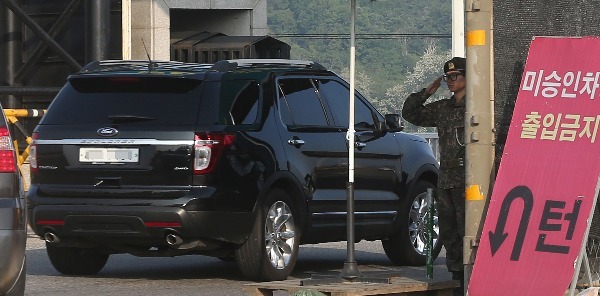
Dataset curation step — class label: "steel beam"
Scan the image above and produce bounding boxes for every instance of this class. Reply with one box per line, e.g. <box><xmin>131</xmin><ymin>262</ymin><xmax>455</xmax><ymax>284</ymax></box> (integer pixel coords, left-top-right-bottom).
<box><xmin>0</xmin><ymin>86</ymin><xmax>61</xmax><ymax>96</ymax></box>
<box><xmin>1</xmin><ymin>0</ymin><xmax>81</xmax><ymax>72</ymax></box>
<box><xmin>14</xmin><ymin>0</ymin><xmax>82</xmax><ymax>85</ymax></box>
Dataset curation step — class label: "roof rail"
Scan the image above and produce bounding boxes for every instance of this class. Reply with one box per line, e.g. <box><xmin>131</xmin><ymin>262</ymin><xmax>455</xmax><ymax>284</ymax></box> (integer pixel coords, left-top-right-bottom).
<box><xmin>79</xmin><ymin>60</ymin><xmax>214</xmax><ymax>73</ymax></box>
<box><xmin>78</xmin><ymin>59</ymin><xmax>326</xmax><ymax>74</ymax></box>
<box><xmin>211</xmin><ymin>59</ymin><xmax>326</xmax><ymax>72</ymax></box>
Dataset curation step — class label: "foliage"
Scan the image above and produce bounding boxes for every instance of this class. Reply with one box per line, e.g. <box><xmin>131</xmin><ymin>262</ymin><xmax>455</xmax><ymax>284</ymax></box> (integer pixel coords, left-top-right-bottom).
<box><xmin>267</xmin><ymin>0</ymin><xmax>453</xmax><ymax>127</ymax></box>
<box><xmin>386</xmin><ymin>42</ymin><xmax>452</xmax><ymax>132</ymax></box>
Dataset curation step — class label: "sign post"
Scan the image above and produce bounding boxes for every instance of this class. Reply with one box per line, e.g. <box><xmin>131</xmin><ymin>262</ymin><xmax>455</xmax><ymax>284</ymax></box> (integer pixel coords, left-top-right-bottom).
<box><xmin>469</xmin><ymin>36</ymin><xmax>600</xmax><ymax>295</ymax></box>
<box><xmin>568</xmin><ymin>179</ymin><xmax>600</xmax><ymax>295</ymax></box>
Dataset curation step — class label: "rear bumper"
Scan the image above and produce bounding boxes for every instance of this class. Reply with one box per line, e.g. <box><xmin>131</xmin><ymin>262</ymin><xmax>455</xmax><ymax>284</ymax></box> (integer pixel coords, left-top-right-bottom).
<box><xmin>26</xmin><ymin>184</ymin><xmax>256</xmax><ymax>247</ymax></box>
<box><xmin>29</xmin><ymin>204</ymin><xmax>254</xmax><ymax>248</ymax></box>
<box><xmin>0</xmin><ymin>229</ymin><xmax>26</xmax><ymax>295</ymax></box>
<box><xmin>27</xmin><ymin>184</ymin><xmax>256</xmax><ymax>248</ymax></box>
<box><xmin>29</xmin><ymin>204</ymin><xmax>253</xmax><ymax>245</ymax></box>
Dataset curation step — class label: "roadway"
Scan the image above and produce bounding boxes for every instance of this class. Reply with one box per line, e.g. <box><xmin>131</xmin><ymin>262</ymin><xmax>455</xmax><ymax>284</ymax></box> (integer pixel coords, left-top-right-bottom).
<box><xmin>24</xmin><ymin>228</ymin><xmax>450</xmax><ymax>296</ymax></box>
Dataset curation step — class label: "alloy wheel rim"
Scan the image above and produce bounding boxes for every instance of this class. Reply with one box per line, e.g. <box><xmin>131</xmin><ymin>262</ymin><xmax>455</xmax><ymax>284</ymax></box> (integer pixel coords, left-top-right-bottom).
<box><xmin>408</xmin><ymin>192</ymin><xmax>439</xmax><ymax>255</ymax></box>
<box><xmin>264</xmin><ymin>200</ymin><xmax>296</xmax><ymax>269</ymax></box>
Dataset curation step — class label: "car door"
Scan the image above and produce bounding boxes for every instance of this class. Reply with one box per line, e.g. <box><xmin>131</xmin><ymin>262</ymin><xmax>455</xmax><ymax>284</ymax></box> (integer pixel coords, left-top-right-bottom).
<box><xmin>274</xmin><ymin>77</ymin><xmax>349</xmax><ymax>241</ymax></box>
<box><xmin>315</xmin><ymin>78</ymin><xmax>402</xmax><ymax>238</ymax></box>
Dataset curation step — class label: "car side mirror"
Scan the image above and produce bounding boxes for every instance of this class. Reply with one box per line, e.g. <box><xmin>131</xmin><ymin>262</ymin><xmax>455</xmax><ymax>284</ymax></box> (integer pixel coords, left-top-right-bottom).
<box><xmin>385</xmin><ymin>114</ymin><xmax>403</xmax><ymax>132</ymax></box>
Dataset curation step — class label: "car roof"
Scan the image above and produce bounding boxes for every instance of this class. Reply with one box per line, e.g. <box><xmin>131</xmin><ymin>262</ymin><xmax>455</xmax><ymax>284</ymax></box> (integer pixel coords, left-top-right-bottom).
<box><xmin>71</xmin><ymin>59</ymin><xmax>330</xmax><ymax>80</ymax></box>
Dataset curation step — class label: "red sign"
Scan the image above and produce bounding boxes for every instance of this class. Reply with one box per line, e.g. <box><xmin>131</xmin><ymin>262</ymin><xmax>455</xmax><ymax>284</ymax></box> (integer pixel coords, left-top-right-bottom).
<box><xmin>469</xmin><ymin>36</ymin><xmax>600</xmax><ymax>295</ymax></box>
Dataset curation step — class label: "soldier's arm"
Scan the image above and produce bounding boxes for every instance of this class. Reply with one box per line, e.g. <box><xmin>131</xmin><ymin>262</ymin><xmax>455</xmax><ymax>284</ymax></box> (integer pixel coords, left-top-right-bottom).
<box><xmin>401</xmin><ymin>89</ymin><xmax>437</xmax><ymax>127</ymax></box>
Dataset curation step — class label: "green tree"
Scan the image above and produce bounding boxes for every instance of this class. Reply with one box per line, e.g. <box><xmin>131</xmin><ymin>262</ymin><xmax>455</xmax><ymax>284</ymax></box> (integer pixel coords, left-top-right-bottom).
<box><xmin>386</xmin><ymin>42</ymin><xmax>451</xmax><ymax>132</ymax></box>
<box><xmin>267</xmin><ymin>0</ymin><xmax>452</xmax><ymax>120</ymax></box>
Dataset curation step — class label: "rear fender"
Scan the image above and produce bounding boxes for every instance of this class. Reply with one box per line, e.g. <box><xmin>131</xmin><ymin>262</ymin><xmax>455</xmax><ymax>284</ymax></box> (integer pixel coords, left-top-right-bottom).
<box><xmin>252</xmin><ymin>171</ymin><xmax>307</xmax><ymax>234</ymax></box>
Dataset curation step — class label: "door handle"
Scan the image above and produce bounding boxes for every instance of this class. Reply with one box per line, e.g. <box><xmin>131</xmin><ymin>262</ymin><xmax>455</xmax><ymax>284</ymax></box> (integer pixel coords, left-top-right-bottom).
<box><xmin>288</xmin><ymin>138</ymin><xmax>305</xmax><ymax>147</ymax></box>
<box><xmin>355</xmin><ymin>142</ymin><xmax>366</xmax><ymax>149</ymax></box>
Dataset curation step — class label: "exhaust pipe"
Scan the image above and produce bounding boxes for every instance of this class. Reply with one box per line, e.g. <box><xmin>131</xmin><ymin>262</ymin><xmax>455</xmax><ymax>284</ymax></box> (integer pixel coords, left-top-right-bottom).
<box><xmin>44</xmin><ymin>232</ymin><xmax>60</xmax><ymax>244</ymax></box>
<box><xmin>165</xmin><ymin>233</ymin><xmax>183</xmax><ymax>247</ymax></box>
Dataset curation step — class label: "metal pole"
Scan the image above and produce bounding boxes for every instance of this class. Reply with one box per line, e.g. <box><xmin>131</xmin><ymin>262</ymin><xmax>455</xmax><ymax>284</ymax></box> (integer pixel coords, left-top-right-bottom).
<box><xmin>464</xmin><ymin>0</ymin><xmax>495</xmax><ymax>292</ymax></box>
<box><xmin>0</xmin><ymin>0</ymin><xmax>22</xmax><ymax>108</ymax></box>
<box><xmin>85</xmin><ymin>0</ymin><xmax>110</xmax><ymax>63</ymax></box>
<box><xmin>452</xmin><ymin>0</ymin><xmax>465</xmax><ymax>57</ymax></box>
<box><xmin>341</xmin><ymin>0</ymin><xmax>361</xmax><ymax>280</ymax></box>
<box><xmin>426</xmin><ymin>188</ymin><xmax>434</xmax><ymax>279</ymax></box>
<box><xmin>569</xmin><ymin>179</ymin><xmax>600</xmax><ymax>295</ymax></box>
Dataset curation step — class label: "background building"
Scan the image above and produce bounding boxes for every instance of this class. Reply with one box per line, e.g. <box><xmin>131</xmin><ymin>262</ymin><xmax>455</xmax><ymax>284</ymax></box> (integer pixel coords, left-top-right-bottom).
<box><xmin>0</xmin><ymin>0</ymin><xmax>271</xmax><ymax>140</ymax></box>
<box><xmin>0</xmin><ymin>0</ymin><xmax>268</xmax><ymax>110</ymax></box>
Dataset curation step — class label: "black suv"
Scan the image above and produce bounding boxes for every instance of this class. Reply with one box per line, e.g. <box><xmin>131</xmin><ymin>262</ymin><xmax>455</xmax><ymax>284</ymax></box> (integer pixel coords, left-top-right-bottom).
<box><xmin>27</xmin><ymin>59</ymin><xmax>440</xmax><ymax>281</ymax></box>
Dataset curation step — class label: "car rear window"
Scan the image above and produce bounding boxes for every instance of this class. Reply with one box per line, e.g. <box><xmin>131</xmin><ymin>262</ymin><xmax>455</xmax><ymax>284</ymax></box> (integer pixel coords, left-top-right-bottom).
<box><xmin>41</xmin><ymin>77</ymin><xmax>204</xmax><ymax>125</ymax></box>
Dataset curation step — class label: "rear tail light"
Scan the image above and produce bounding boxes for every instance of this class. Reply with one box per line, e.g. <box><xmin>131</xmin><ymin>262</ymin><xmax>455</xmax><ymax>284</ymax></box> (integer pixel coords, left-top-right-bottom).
<box><xmin>30</xmin><ymin>132</ymin><xmax>38</xmax><ymax>173</ymax></box>
<box><xmin>194</xmin><ymin>132</ymin><xmax>234</xmax><ymax>175</ymax></box>
<box><xmin>0</xmin><ymin>127</ymin><xmax>16</xmax><ymax>173</ymax></box>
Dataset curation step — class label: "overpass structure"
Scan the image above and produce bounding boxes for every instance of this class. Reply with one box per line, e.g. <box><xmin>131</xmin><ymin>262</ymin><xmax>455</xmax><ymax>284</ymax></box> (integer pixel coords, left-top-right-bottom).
<box><xmin>122</xmin><ymin>0</ymin><xmax>268</xmax><ymax>60</ymax></box>
<box><xmin>0</xmin><ymin>0</ymin><xmax>268</xmax><ymax>109</ymax></box>
<box><xmin>0</xmin><ymin>0</ymin><xmax>269</xmax><ymax>145</ymax></box>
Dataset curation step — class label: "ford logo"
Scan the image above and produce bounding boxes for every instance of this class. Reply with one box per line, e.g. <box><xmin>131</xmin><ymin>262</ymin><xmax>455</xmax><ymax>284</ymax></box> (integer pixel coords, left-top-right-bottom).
<box><xmin>97</xmin><ymin>127</ymin><xmax>119</xmax><ymax>137</ymax></box>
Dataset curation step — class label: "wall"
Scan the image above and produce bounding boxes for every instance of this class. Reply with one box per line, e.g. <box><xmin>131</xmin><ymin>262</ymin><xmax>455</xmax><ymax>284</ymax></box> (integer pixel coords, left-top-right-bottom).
<box><xmin>123</xmin><ymin>0</ymin><xmax>267</xmax><ymax>60</ymax></box>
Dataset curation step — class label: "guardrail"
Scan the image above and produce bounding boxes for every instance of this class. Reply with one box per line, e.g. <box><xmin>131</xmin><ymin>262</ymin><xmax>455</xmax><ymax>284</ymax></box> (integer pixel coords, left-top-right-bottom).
<box><xmin>4</xmin><ymin>109</ymin><xmax>47</xmax><ymax>169</ymax></box>
<box><xmin>414</xmin><ymin>132</ymin><xmax>440</xmax><ymax>161</ymax></box>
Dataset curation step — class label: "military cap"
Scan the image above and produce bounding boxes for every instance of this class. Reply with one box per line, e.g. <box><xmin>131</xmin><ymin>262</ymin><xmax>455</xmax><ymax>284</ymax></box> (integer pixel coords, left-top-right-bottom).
<box><xmin>444</xmin><ymin>57</ymin><xmax>466</xmax><ymax>74</ymax></box>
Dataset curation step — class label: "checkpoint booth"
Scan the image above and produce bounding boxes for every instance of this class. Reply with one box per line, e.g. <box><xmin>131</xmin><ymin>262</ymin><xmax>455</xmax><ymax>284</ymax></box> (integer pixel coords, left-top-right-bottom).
<box><xmin>170</xmin><ymin>31</ymin><xmax>291</xmax><ymax>63</ymax></box>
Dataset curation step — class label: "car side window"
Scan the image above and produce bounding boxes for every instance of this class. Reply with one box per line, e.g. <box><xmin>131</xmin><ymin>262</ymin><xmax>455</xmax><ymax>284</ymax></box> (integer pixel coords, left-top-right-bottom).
<box><xmin>316</xmin><ymin>79</ymin><xmax>376</xmax><ymax>130</ymax></box>
<box><xmin>223</xmin><ymin>80</ymin><xmax>260</xmax><ymax>125</ymax></box>
<box><xmin>277</xmin><ymin>78</ymin><xmax>328</xmax><ymax>127</ymax></box>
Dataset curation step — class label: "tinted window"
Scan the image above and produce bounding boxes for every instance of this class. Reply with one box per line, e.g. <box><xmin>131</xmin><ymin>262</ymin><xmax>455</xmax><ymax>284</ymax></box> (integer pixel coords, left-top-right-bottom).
<box><xmin>70</xmin><ymin>76</ymin><xmax>200</xmax><ymax>93</ymax></box>
<box><xmin>316</xmin><ymin>79</ymin><xmax>376</xmax><ymax>130</ymax></box>
<box><xmin>278</xmin><ymin>78</ymin><xmax>328</xmax><ymax>127</ymax></box>
<box><xmin>223</xmin><ymin>80</ymin><xmax>260</xmax><ymax>125</ymax></box>
<box><xmin>41</xmin><ymin>77</ymin><xmax>204</xmax><ymax>125</ymax></box>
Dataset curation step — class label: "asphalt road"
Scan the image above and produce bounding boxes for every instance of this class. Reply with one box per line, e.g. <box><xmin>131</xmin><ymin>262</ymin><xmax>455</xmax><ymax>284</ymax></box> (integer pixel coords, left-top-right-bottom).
<box><xmin>21</xmin><ymin>164</ymin><xmax>452</xmax><ymax>295</ymax></box>
<box><xmin>24</xmin><ymin>229</ymin><xmax>449</xmax><ymax>296</ymax></box>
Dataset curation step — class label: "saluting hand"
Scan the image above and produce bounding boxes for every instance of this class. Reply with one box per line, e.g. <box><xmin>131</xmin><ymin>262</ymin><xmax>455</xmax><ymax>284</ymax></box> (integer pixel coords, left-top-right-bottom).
<box><xmin>425</xmin><ymin>76</ymin><xmax>443</xmax><ymax>96</ymax></box>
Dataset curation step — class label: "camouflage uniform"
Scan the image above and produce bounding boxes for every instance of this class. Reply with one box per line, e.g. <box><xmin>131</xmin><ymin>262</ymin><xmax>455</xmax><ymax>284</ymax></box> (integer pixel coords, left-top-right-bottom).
<box><xmin>402</xmin><ymin>88</ymin><xmax>465</xmax><ymax>274</ymax></box>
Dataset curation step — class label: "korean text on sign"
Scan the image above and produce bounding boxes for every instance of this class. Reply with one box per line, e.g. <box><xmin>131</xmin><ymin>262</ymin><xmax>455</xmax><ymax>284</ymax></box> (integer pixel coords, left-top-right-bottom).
<box><xmin>520</xmin><ymin>112</ymin><xmax>600</xmax><ymax>143</ymax></box>
<box><xmin>521</xmin><ymin>70</ymin><xmax>600</xmax><ymax>100</ymax></box>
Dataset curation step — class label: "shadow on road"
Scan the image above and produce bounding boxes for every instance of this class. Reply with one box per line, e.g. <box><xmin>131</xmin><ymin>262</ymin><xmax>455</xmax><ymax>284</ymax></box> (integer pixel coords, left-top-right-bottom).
<box><xmin>27</xmin><ymin>239</ymin><xmax>447</xmax><ymax>282</ymax></box>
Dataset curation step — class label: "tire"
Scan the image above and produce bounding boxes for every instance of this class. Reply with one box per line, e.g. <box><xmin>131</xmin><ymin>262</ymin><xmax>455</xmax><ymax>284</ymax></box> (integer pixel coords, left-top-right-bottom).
<box><xmin>235</xmin><ymin>188</ymin><xmax>299</xmax><ymax>281</ymax></box>
<box><xmin>382</xmin><ymin>180</ymin><xmax>442</xmax><ymax>266</ymax></box>
<box><xmin>6</xmin><ymin>258</ymin><xmax>25</xmax><ymax>296</ymax></box>
<box><xmin>46</xmin><ymin>244</ymin><xmax>109</xmax><ymax>275</ymax></box>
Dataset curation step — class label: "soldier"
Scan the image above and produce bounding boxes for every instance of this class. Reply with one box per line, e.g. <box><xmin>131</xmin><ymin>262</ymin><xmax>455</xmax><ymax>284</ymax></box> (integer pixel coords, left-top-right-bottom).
<box><xmin>401</xmin><ymin>57</ymin><xmax>466</xmax><ymax>295</ymax></box>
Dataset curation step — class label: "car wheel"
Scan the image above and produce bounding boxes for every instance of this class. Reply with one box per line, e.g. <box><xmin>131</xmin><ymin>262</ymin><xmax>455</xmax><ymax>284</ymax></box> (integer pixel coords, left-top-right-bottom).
<box><xmin>6</xmin><ymin>258</ymin><xmax>25</xmax><ymax>296</ymax></box>
<box><xmin>235</xmin><ymin>188</ymin><xmax>299</xmax><ymax>281</ymax></box>
<box><xmin>382</xmin><ymin>180</ymin><xmax>441</xmax><ymax>266</ymax></box>
<box><xmin>46</xmin><ymin>244</ymin><xmax>109</xmax><ymax>275</ymax></box>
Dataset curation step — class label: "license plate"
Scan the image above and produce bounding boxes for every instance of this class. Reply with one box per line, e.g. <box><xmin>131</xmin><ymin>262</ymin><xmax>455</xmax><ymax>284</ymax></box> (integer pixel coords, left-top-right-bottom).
<box><xmin>79</xmin><ymin>148</ymin><xmax>139</xmax><ymax>163</ymax></box>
